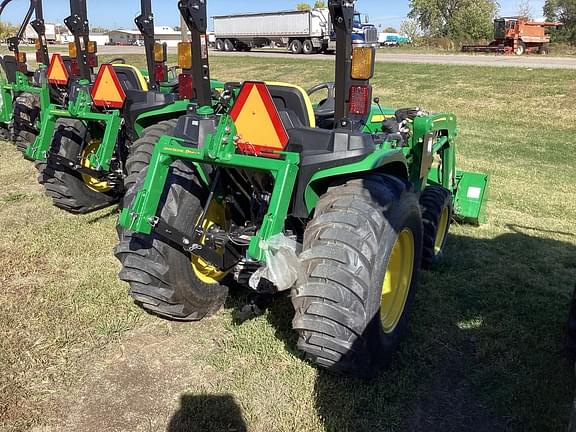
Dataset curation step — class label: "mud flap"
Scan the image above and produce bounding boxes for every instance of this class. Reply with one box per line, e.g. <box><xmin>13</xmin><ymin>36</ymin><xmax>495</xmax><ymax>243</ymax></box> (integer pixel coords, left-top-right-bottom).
<box><xmin>453</xmin><ymin>170</ymin><xmax>490</xmax><ymax>225</ymax></box>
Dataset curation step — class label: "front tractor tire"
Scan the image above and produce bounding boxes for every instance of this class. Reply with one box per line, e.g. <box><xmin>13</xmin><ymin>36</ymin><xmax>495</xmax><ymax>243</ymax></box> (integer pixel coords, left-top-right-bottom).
<box><xmin>292</xmin><ymin>175</ymin><xmax>423</xmax><ymax>377</ymax></box>
<box><xmin>12</xmin><ymin>92</ymin><xmax>40</xmax><ymax>157</ymax></box>
<box><xmin>420</xmin><ymin>185</ymin><xmax>452</xmax><ymax>269</ymax></box>
<box><xmin>35</xmin><ymin>118</ymin><xmax>119</xmax><ymax>213</ymax></box>
<box><xmin>115</xmin><ymin>120</ymin><xmax>228</xmax><ymax>321</ymax></box>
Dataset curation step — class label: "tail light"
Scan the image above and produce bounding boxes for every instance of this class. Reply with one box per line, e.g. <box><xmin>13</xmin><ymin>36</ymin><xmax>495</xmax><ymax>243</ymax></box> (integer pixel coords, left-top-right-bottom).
<box><xmin>88</xmin><ymin>53</ymin><xmax>98</xmax><ymax>68</ymax></box>
<box><xmin>178</xmin><ymin>73</ymin><xmax>193</xmax><ymax>100</ymax></box>
<box><xmin>70</xmin><ymin>60</ymin><xmax>80</xmax><ymax>78</ymax></box>
<box><xmin>349</xmin><ymin>85</ymin><xmax>370</xmax><ymax>116</ymax></box>
<box><xmin>154</xmin><ymin>63</ymin><xmax>167</xmax><ymax>83</ymax></box>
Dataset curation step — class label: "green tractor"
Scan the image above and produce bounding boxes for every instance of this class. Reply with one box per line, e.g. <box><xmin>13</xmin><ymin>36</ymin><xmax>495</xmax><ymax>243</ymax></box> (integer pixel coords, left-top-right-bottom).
<box><xmin>0</xmin><ymin>0</ymin><xmax>58</xmax><ymax>153</ymax></box>
<box><xmin>116</xmin><ymin>0</ymin><xmax>489</xmax><ymax>377</ymax></box>
<box><xmin>25</xmin><ymin>0</ymin><xmax>224</xmax><ymax>214</ymax></box>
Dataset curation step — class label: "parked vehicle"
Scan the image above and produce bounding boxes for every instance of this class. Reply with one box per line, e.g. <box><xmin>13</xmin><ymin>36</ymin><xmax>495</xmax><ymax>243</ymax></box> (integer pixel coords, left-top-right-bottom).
<box><xmin>25</xmin><ymin>0</ymin><xmax>224</xmax><ymax>214</ymax></box>
<box><xmin>116</xmin><ymin>0</ymin><xmax>489</xmax><ymax>378</ymax></box>
<box><xmin>0</xmin><ymin>0</ymin><xmax>63</xmax><ymax>154</ymax></box>
<box><xmin>379</xmin><ymin>32</ymin><xmax>410</xmax><ymax>47</ymax></box>
<box><xmin>462</xmin><ymin>17</ymin><xmax>562</xmax><ymax>55</ymax></box>
<box><xmin>213</xmin><ymin>8</ymin><xmax>378</xmax><ymax>54</ymax></box>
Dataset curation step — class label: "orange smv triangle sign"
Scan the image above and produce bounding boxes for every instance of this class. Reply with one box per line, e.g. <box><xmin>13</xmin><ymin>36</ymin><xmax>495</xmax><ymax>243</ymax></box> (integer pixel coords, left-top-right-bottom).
<box><xmin>47</xmin><ymin>54</ymin><xmax>69</xmax><ymax>85</ymax></box>
<box><xmin>91</xmin><ymin>64</ymin><xmax>126</xmax><ymax>109</ymax></box>
<box><xmin>230</xmin><ymin>82</ymin><xmax>288</xmax><ymax>155</ymax></box>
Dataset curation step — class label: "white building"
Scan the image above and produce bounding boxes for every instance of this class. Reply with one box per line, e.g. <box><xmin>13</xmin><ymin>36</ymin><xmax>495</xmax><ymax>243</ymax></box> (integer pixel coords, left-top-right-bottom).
<box><xmin>57</xmin><ymin>33</ymin><xmax>110</xmax><ymax>46</ymax></box>
<box><xmin>106</xmin><ymin>26</ymin><xmax>185</xmax><ymax>47</ymax></box>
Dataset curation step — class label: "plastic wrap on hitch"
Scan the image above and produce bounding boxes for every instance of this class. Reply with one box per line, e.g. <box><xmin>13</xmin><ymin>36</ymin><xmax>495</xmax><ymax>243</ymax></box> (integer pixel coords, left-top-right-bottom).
<box><xmin>249</xmin><ymin>234</ymin><xmax>306</xmax><ymax>292</ymax></box>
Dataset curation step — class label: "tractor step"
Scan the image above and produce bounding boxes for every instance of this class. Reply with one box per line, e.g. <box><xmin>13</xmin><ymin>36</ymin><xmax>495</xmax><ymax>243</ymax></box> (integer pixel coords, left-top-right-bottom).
<box><xmin>453</xmin><ymin>170</ymin><xmax>490</xmax><ymax>225</ymax></box>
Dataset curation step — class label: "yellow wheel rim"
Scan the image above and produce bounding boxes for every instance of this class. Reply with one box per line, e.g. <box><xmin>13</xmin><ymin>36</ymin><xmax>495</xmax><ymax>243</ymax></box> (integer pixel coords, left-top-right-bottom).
<box><xmin>434</xmin><ymin>207</ymin><xmax>449</xmax><ymax>255</ymax></box>
<box><xmin>380</xmin><ymin>228</ymin><xmax>415</xmax><ymax>333</ymax></box>
<box><xmin>192</xmin><ymin>201</ymin><xmax>229</xmax><ymax>284</ymax></box>
<box><xmin>80</xmin><ymin>139</ymin><xmax>112</xmax><ymax>193</ymax></box>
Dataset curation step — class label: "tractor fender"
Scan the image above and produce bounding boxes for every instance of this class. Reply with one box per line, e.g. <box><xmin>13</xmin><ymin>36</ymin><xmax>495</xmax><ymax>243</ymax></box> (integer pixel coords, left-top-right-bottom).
<box><xmin>303</xmin><ymin>150</ymin><xmax>409</xmax><ymax>215</ymax></box>
<box><xmin>132</xmin><ymin>99</ymin><xmax>189</xmax><ymax>138</ymax></box>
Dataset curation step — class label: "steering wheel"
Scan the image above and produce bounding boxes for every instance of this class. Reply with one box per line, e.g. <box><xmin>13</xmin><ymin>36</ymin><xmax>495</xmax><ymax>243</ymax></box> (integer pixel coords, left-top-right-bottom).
<box><xmin>109</xmin><ymin>58</ymin><xmax>126</xmax><ymax>64</ymax></box>
<box><xmin>307</xmin><ymin>82</ymin><xmax>336</xmax><ymax>119</ymax></box>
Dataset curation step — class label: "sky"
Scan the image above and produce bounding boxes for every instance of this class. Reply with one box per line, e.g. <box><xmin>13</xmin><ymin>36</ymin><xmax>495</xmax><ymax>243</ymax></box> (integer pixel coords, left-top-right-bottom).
<box><xmin>0</xmin><ymin>0</ymin><xmax>547</xmax><ymax>31</ymax></box>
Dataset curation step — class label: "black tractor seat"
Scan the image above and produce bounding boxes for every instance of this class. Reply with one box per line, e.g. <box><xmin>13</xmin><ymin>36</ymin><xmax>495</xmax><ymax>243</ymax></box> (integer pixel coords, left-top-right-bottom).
<box><xmin>123</xmin><ymin>89</ymin><xmax>178</xmax><ymax>141</ymax></box>
<box><xmin>112</xmin><ymin>65</ymin><xmax>147</xmax><ymax>92</ymax></box>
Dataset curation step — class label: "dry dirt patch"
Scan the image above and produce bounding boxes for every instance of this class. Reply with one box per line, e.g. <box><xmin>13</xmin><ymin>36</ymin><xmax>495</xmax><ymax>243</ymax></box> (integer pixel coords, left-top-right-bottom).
<box><xmin>41</xmin><ymin>318</ymin><xmax>236</xmax><ymax>432</ymax></box>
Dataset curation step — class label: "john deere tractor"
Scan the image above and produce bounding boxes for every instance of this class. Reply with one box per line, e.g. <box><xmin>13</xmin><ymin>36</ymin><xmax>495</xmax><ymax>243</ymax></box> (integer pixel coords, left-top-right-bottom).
<box><xmin>116</xmin><ymin>0</ymin><xmax>489</xmax><ymax>377</ymax></box>
<box><xmin>0</xmin><ymin>0</ymin><xmax>59</xmax><ymax>153</ymax></box>
<box><xmin>25</xmin><ymin>0</ymin><xmax>224</xmax><ymax>214</ymax></box>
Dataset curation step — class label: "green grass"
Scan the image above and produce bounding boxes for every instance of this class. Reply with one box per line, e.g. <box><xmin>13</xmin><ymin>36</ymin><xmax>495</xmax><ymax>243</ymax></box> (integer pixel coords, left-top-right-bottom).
<box><xmin>1</xmin><ymin>57</ymin><xmax>576</xmax><ymax>432</ymax></box>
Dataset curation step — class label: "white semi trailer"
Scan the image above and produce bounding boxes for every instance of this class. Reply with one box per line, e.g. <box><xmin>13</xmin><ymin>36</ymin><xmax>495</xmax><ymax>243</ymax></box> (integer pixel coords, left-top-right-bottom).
<box><xmin>213</xmin><ymin>8</ymin><xmax>378</xmax><ymax>54</ymax></box>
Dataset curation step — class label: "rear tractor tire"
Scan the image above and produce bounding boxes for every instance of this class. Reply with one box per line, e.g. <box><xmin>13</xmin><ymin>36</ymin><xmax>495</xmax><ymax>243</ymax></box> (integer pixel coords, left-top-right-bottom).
<box><xmin>115</xmin><ymin>120</ymin><xmax>228</xmax><ymax>321</ymax></box>
<box><xmin>35</xmin><ymin>118</ymin><xmax>119</xmax><ymax>213</ymax></box>
<box><xmin>420</xmin><ymin>185</ymin><xmax>452</xmax><ymax>269</ymax></box>
<box><xmin>0</xmin><ymin>124</ymin><xmax>10</xmax><ymax>141</ymax></box>
<box><xmin>12</xmin><ymin>92</ymin><xmax>40</xmax><ymax>157</ymax></box>
<box><xmin>292</xmin><ymin>174</ymin><xmax>423</xmax><ymax>377</ymax></box>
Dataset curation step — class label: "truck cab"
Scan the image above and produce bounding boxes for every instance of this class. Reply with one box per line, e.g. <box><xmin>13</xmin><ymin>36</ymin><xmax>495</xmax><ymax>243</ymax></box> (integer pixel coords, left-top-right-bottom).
<box><xmin>352</xmin><ymin>12</ymin><xmax>378</xmax><ymax>46</ymax></box>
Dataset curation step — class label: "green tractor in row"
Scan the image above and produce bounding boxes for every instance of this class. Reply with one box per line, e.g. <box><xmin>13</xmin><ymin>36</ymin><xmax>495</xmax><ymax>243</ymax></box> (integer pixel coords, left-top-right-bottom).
<box><xmin>115</xmin><ymin>0</ymin><xmax>490</xmax><ymax>377</ymax></box>
<box><xmin>24</xmin><ymin>0</ymin><xmax>224</xmax><ymax>214</ymax></box>
<box><xmin>0</xmin><ymin>0</ymin><xmax>61</xmax><ymax>153</ymax></box>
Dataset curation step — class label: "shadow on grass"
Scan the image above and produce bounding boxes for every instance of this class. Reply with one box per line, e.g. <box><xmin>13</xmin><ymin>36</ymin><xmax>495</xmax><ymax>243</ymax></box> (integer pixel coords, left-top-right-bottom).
<box><xmin>263</xmin><ymin>227</ymin><xmax>576</xmax><ymax>432</ymax></box>
<box><xmin>167</xmin><ymin>393</ymin><xmax>247</xmax><ymax>432</ymax></box>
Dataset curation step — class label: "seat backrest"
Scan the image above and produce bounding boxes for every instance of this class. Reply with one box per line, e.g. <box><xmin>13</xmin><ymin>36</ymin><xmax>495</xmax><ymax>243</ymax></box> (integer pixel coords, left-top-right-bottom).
<box><xmin>112</xmin><ymin>64</ymin><xmax>148</xmax><ymax>92</ymax></box>
<box><xmin>1</xmin><ymin>55</ymin><xmax>18</xmax><ymax>83</ymax></box>
<box><xmin>267</xmin><ymin>82</ymin><xmax>316</xmax><ymax>129</ymax></box>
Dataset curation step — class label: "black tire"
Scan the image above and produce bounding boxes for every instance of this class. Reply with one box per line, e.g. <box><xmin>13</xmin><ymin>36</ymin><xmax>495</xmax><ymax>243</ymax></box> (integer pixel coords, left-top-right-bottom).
<box><xmin>289</xmin><ymin>39</ymin><xmax>303</xmax><ymax>54</ymax></box>
<box><xmin>224</xmin><ymin>39</ymin><xmax>235</xmax><ymax>52</ymax></box>
<box><xmin>35</xmin><ymin>118</ymin><xmax>119</xmax><ymax>214</ymax></box>
<box><xmin>292</xmin><ymin>174</ymin><xmax>423</xmax><ymax>377</ymax></box>
<box><xmin>12</xmin><ymin>92</ymin><xmax>40</xmax><ymax>157</ymax></box>
<box><xmin>515</xmin><ymin>41</ymin><xmax>526</xmax><ymax>56</ymax></box>
<box><xmin>115</xmin><ymin>120</ymin><xmax>228</xmax><ymax>321</ymax></box>
<box><xmin>420</xmin><ymin>185</ymin><xmax>452</xmax><ymax>269</ymax></box>
<box><xmin>538</xmin><ymin>44</ymin><xmax>549</xmax><ymax>55</ymax></box>
<box><xmin>302</xmin><ymin>39</ymin><xmax>315</xmax><ymax>55</ymax></box>
<box><xmin>0</xmin><ymin>124</ymin><xmax>10</xmax><ymax>141</ymax></box>
<box><xmin>215</xmin><ymin>39</ymin><xmax>225</xmax><ymax>51</ymax></box>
